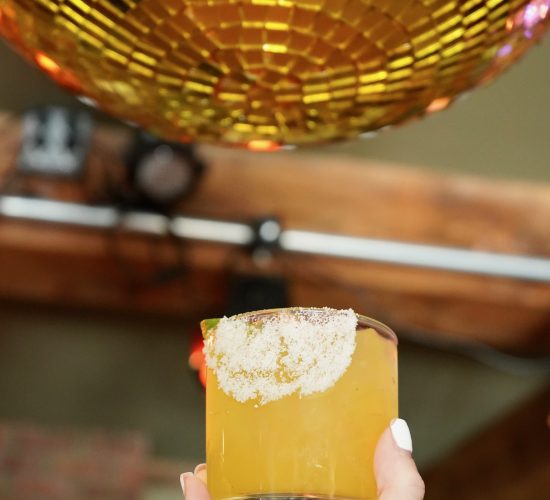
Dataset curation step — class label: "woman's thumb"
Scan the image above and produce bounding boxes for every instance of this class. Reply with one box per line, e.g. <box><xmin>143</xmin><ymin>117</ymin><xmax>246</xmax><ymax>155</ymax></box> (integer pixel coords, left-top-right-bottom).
<box><xmin>374</xmin><ymin>419</ymin><xmax>425</xmax><ymax>500</ymax></box>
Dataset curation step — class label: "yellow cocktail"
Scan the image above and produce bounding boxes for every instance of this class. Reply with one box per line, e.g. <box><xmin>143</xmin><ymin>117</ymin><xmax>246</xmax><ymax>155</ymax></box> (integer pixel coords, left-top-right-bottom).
<box><xmin>203</xmin><ymin>307</ymin><xmax>397</xmax><ymax>500</ymax></box>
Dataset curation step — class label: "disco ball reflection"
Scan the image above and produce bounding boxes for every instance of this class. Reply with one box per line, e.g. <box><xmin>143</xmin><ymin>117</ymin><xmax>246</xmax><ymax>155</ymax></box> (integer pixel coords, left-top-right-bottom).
<box><xmin>0</xmin><ymin>0</ymin><xmax>548</xmax><ymax>148</ymax></box>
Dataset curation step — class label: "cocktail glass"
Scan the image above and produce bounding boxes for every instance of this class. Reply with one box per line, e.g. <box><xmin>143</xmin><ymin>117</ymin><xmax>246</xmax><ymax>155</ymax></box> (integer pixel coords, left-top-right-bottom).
<box><xmin>202</xmin><ymin>307</ymin><xmax>397</xmax><ymax>500</ymax></box>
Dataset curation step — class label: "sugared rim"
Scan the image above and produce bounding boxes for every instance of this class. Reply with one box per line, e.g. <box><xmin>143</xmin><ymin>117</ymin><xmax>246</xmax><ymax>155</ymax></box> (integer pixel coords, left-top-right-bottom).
<box><xmin>229</xmin><ymin>307</ymin><xmax>398</xmax><ymax>345</ymax></box>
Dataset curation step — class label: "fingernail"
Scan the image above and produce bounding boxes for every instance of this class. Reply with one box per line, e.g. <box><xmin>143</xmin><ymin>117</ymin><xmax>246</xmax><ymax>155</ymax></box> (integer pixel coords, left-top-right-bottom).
<box><xmin>194</xmin><ymin>463</ymin><xmax>206</xmax><ymax>475</ymax></box>
<box><xmin>180</xmin><ymin>472</ymin><xmax>193</xmax><ymax>495</ymax></box>
<box><xmin>194</xmin><ymin>463</ymin><xmax>207</xmax><ymax>484</ymax></box>
<box><xmin>390</xmin><ymin>418</ymin><xmax>413</xmax><ymax>452</ymax></box>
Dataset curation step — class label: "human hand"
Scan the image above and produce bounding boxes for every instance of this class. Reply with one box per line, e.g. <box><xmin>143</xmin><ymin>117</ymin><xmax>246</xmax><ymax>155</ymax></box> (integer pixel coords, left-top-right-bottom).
<box><xmin>374</xmin><ymin>419</ymin><xmax>424</xmax><ymax>499</ymax></box>
<box><xmin>180</xmin><ymin>418</ymin><xmax>424</xmax><ymax>500</ymax></box>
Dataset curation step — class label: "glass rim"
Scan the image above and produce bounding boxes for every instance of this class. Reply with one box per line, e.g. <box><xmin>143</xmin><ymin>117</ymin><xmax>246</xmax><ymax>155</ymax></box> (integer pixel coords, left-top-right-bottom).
<box><xmin>230</xmin><ymin>307</ymin><xmax>398</xmax><ymax>345</ymax></box>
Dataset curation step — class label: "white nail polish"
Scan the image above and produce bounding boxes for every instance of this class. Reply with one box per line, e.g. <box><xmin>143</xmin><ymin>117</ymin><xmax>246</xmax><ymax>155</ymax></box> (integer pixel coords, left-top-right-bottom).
<box><xmin>194</xmin><ymin>463</ymin><xmax>206</xmax><ymax>475</ymax></box>
<box><xmin>180</xmin><ymin>472</ymin><xmax>193</xmax><ymax>495</ymax></box>
<box><xmin>180</xmin><ymin>474</ymin><xmax>186</xmax><ymax>495</ymax></box>
<box><xmin>390</xmin><ymin>418</ymin><xmax>413</xmax><ymax>452</ymax></box>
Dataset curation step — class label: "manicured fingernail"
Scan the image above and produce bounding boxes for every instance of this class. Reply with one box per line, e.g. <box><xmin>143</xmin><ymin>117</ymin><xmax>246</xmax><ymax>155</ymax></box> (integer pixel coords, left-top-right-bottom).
<box><xmin>194</xmin><ymin>463</ymin><xmax>206</xmax><ymax>475</ymax></box>
<box><xmin>180</xmin><ymin>472</ymin><xmax>193</xmax><ymax>495</ymax></box>
<box><xmin>390</xmin><ymin>418</ymin><xmax>413</xmax><ymax>452</ymax></box>
<box><xmin>194</xmin><ymin>463</ymin><xmax>207</xmax><ymax>484</ymax></box>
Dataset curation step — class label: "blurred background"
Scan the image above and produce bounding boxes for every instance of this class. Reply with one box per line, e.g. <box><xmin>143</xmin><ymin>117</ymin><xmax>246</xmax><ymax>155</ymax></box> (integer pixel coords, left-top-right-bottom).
<box><xmin>1</xmin><ymin>28</ymin><xmax>550</xmax><ymax>500</ymax></box>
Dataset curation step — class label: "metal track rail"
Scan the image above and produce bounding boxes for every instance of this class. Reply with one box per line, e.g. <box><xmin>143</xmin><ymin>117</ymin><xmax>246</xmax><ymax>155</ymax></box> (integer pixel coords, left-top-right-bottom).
<box><xmin>2</xmin><ymin>195</ymin><xmax>550</xmax><ymax>282</ymax></box>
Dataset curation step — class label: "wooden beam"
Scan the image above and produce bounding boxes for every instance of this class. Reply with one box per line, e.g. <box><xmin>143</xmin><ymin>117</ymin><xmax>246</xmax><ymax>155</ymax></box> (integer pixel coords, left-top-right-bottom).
<box><xmin>1</xmin><ymin>114</ymin><xmax>550</xmax><ymax>351</ymax></box>
<box><xmin>424</xmin><ymin>386</ymin><xmax>550</xmax><ymax>500</ymax></box>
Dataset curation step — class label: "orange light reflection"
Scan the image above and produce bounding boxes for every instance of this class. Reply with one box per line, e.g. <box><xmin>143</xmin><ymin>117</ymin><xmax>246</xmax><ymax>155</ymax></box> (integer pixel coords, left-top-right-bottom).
<box><xmin>247</xmin><ymin>140</ymin><xmax>281</xmax><ymax>152</ymax></box>
<box><xmin>35</xmin><ymin>52</ymin><xmax>60</xmax><ymax>75</ymax></box>
<box><xmin>189</xmin><ymin>339</ymin><xmax>206</xmax><ymax>388</ymax></box>
<box><xmin>427</xmin><ymin>97</ymin><xmax>451</xmax><ymax>113</ymax></box>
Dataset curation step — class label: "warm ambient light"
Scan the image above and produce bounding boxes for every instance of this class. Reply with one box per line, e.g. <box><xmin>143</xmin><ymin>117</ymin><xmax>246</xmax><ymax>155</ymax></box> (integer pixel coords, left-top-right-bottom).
<box><xmin>35</xmin><ymin>52</ymin><xmax>82</xmax><ymax>92</ymax></box>
<box><xmin>247</xmin><ymin>140</ymin><xmax>281</xmax><ymax>152</ymax></box>
<box><xmin>35</xmin><ymin>52</ymin><xmax>60</xmax><ymax>75</ymax></box>
<box><xmin>427</xmin><ymin>97</ymin><xmax>451</xmax><ymax>114</ymax></box>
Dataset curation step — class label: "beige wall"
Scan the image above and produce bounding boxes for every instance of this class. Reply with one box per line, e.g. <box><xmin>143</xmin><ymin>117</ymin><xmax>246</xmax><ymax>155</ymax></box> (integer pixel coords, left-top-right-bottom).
<box><xmin>322</xmin><ymin>34</ymin><xmax>550</xmax><ymax>182</ymax></box>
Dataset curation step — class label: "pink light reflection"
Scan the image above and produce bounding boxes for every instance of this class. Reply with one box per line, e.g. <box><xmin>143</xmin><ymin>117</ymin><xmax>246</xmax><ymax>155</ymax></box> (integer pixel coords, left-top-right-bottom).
<box><xmin>513</xmin><ymin>0</ymin><xmax>550</xmax><ymax>31</ymax></box>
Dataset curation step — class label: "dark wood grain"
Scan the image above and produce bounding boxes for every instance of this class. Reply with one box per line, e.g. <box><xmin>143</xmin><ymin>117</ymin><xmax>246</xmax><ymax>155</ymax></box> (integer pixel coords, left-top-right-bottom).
<box><xmin>424</xmin><ymin>386</ymin><xmax>550</xmax><ymax>500</ymax></box>
<box><xmin>1</xmin><ymin>114</ymin><xmax>550</xmax><ymax>351</ymax></box>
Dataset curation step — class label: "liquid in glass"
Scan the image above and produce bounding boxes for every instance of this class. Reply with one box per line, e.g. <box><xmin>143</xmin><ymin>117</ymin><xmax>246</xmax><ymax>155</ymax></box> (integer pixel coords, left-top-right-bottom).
<box><xmin>203</xmin><ymin>307</ymin><xmax>397</xmax><ymax>500</ymax></box>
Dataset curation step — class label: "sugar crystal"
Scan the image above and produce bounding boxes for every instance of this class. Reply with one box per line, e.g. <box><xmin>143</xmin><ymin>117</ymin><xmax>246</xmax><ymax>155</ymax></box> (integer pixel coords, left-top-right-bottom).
<box><xmin>204</xmin><ymin>308</ymin><xmax>357</xmax><ymax>405</ymax></box>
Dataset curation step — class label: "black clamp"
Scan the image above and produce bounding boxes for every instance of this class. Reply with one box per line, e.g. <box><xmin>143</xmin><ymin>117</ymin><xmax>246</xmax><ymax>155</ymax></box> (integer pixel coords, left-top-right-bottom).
<box><xmin>250</xmin><ymin>216</ymin><xmax>282</xmax><ymax>254</ymax></box>
<box><xmin>124</xmin><ymin>132</ymin><xmax>205</xmax><ymax>212</ymax></box>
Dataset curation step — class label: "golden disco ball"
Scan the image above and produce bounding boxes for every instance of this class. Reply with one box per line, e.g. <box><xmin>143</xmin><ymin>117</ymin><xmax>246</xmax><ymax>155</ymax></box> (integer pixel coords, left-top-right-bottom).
<box><xmin>0</xmin><ymin>0</ymin><xmax>548</xmax><ymax>149</ymax></box>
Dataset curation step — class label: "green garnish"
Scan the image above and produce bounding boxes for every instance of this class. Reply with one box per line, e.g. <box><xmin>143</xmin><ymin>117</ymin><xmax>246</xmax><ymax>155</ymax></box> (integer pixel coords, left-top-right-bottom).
<box><xmin>200</xmin><ymin>318</ymin><xmax>221</xmax><ymax>338</ymax></box>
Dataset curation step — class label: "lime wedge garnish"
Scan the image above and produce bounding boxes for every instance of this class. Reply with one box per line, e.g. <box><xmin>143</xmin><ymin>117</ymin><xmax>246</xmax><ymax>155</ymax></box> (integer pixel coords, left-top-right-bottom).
<box><xmin>200</xmin><ymin>318</ymin><xmax>221</xmax><ymax>339</ymax></box>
